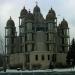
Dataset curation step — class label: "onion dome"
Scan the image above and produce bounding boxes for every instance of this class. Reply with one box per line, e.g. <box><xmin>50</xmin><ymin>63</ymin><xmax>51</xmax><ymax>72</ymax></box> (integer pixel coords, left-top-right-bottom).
<box><xmin>26</xmin><ymin>10</ymin><xmax>34</xmax><ymax>21</ymax></box>
<box><xmin>6</xmin><ymin>16</ymin><xmax>15</xmax><ymax>27</ymax></box>
<box><xmin>46</xmin><ymin>8</ymin><xmax>56</xmax><ymax>21</ymax></box>
<box><xmin>60</xmin><ymin>19</ymin><xmax>68</xmax><ymax>28</ymax></box>
<box><xmin>20</xmin><ymin>6</ymin><xmax>28</xmax><ymax>17</ymax></box>
<box><xmin>33</xmin><ymin>5</ymin><xmax>40</xmax><ymax>13</ymax></box>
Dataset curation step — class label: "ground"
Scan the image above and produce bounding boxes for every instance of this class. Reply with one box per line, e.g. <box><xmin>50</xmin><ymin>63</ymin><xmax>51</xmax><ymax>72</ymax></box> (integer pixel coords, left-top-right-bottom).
<box><xmin>0</xmin><ymin>68</ymin><xmax>75</xmax><ymax>75</ymax></box>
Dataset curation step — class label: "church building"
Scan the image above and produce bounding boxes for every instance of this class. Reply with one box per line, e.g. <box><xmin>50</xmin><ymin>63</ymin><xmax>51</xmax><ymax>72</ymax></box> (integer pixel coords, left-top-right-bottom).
<box><xmin>5</xmin><ymin>4</ymin><xmax>69</xmax><ymax>69</ymax></box>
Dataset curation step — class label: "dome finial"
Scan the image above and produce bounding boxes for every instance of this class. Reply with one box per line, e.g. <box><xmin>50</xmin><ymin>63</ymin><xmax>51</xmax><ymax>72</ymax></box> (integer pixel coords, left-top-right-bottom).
<box><xmin>63</xmin><ymin>18</ymin><xmax>65</xmax><ymax>21</ymax></box>
<box><xmin>23</xmin><ymin>6</ymin><xmax>25</xmax><ymax>9</ymax></box>
<box><xmin>10</xmin><ymin>16</ymin><xmax>11</xmax><ymax>20</ymax></box>
<box><xmin>36</xmin><ymin>1</ymin><xmax>38</xmax><ymax>6</ymax></box>
<box><xmin>33</xmin><ymin>2</ymin><xmax>40</xmax><ymax>13</ymax></box>
<box><xmin>51</xmin><ymin>7</ymin><xmax>52</xmax><ymax>10</ymax></box>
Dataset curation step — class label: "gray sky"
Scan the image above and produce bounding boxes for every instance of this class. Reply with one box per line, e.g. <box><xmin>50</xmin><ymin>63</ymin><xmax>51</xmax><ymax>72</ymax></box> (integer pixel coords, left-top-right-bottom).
<box><xmin>0</xmin><ymin>0</ymin><xmax>75</xmax><ymax>41</ymax></box>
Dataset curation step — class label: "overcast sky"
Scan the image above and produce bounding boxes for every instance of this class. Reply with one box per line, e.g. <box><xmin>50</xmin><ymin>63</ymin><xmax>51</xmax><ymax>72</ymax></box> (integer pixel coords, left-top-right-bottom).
<box><xmin>0</xmin><ymin>0</ymin><xmax>75</xmax><ymax>41</ymax></box>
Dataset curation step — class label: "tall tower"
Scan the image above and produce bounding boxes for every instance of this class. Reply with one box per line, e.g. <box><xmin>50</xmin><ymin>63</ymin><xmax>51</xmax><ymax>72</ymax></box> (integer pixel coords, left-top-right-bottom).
<box><xmin>5</xmin><ymin>17</ymin><xmax>16</xmax><ymax>54</ymax></box>
<box><xmin>19</xmin><ymin>7</ymin><xmax>34</xmax><ymax>53</ymax></box>
<box><xmin>33</xmin><ymin>4</ymin><xmax>47</xmax><ymax>51</ymax></box>
<box><xmin>19</xmin><ymin>7</ymin><xmax>28</xmax><ymax>53</ymax></box>
<box><xmin>58</xmin><ymin>19</ymin><xmax>69</xmax><ymax>53</ymax></box>
<box><xmin>19</xmin><ymin>6</ymin><xmax>34</xmax><ymax>69</ymax></box>
<box><xmin>5</xmin><ymin>17</ymin><xmax>17</xmax><ymax>67</ymax></box>
<box><xmin>33</xmin><ymin>4</ymin><xmax>44</xmax><ymax>32</ymax></box>
<box><xmin>24</xmin><ymin>11</ymin><xmax>34</xmax><ymax>69</ymax></box>
<box><xmin>25</xmin><ymin>10</ymin><xmax>34</xmax><ymax>52</ymax></box>
<box><xmin>46</xmin><ymin>8</ymin><xmax>57</xmax><ymax>53</ymax></box>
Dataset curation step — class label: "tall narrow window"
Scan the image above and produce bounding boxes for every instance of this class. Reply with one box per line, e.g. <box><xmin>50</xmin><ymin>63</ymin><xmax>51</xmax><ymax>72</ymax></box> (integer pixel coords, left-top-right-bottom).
<box><xmin>35</xmin><ymin>55</ymin><xmax>38</xmax><ymax>61</ymax></box>
<box><xmin>32</xmin><ymin>44</ymin><xmax>34</xmax><ymax>51</ymax></box>
<box><xmin>47</xmin><ymin>33</ymin><xmax>48</xmax><ymax>41</ymax></box>
<box><xmin>41</xmin><ymin>55</ymin><xmax>45</xmax><ymax>61</ymax></box>
<box><xmin>11</xmin><ymin>38</ymin><xmax>14</xmax><ymax>44</ymax></box>
<box><xmin>25</xmin><ymin>34</ymin><xmax>27</xmax><ymax>41</ymax></box>
<box><xmin>25</xmin><ymin>45</ymin><xmax>27</xmax><ymax>52</ymax></box>
<box><xmin>26</xmin><ymin>55</ymin><xmax>30</xmax><ymax>62</ymax></box>
<box><xmin>47</xmin><ymin>44</ymin><xmax>49</xmax><ymax>51</ymax></box>
<box><xmin>52</xmin><ymin>54</ymin><xmax>56</xmax><ymax>62</ymax></box>
<box><xmin>32</xmin><ymin>33</ymin><xmax>33</xmax><ymax>41</ymax></box>
<box><xmin>48</xmin><ymin>55</ymin><xmax>50</xmax><ymax>60</ymax></box>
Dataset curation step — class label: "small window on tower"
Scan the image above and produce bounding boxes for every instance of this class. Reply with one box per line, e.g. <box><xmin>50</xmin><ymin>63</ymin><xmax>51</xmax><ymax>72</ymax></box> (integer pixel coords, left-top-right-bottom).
<box><xmin>48</xmin><ymin>55</ymin><xmax>50</xmax><ymax>60</ymax></box>
<box><xmin>25</xmin><ymin>45</ymin><xmax>27</xmax><ymax>52</ymax></box>
<box><xmin>25</xmin><ymin>34</ymin><xmax>27</xmax><ymax>41</ymax></box>
<box><xmin>11</xmin><ymin>39</ymin><xmax>14</xmax><ymax>44</ymax></box>
<box><xmin>32</xmin><ymin>44</ymin><xmax>34</xmax><ymax>51</ymax></box>
<box><xmin>35</xmin><ymin>55</ymin><xmax>38</xmax><ymax>61</ymax></box>
<box><xmin>11</xmin><ymin>28</ymin><xmax>15</xmax><ymax>35</ymax></box>
<box><xmin>47</xmin><ymin>33</ymin><xmax>48</xmax><ymax>41</ymax></box>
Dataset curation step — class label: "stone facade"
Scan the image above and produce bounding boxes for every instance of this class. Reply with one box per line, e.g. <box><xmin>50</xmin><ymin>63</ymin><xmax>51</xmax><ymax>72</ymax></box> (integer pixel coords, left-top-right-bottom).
<box><xmin>5</xmin><ymin>4</ymin><xmax>69</xmax><ymax>69</ymax></box>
